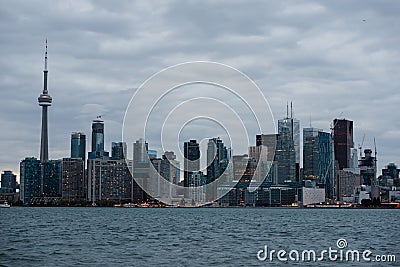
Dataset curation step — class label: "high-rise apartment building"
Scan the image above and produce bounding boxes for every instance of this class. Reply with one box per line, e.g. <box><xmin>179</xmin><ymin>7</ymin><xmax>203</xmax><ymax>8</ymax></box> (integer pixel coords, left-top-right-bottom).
<box><xmin>61</xmin><ymin>158</ymin><xmax>85</xmax><ymax>202</ymax></box>
<box><xmin>20</xmin><ymin>157</ymin><xmax>41</xmax><ymax>204</ymax></box>
<box><xmin>87</xmin><ymin>158</ymin><xmax>132</xmax><ymax>203</ymax></box>
<box><xmin>41</xmin><ymin>160</ymin><xmax>61</xmax><ymax>197</ymax></box>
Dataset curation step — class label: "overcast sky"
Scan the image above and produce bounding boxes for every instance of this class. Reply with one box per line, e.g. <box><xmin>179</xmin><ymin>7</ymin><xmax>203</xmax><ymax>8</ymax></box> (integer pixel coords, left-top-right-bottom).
<box><xmin>1</xmin><ymin>0</ymin><xmax>399</xmax><ymax>179</ymax></box>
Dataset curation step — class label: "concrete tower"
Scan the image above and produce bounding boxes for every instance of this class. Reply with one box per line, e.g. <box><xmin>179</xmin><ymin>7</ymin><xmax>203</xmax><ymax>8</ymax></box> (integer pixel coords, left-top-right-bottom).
<box><xmin>38</xmin><ymin>40</ymin><xmax>52</xmax><ymax>162</ymax></box>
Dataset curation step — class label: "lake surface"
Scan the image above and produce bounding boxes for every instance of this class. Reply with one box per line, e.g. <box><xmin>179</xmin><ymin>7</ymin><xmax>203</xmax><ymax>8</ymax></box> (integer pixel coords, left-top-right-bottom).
<box><xmin>1</xmin><ymin>207</ymin><xmax>399</xmax><ymax>266</ymax></box>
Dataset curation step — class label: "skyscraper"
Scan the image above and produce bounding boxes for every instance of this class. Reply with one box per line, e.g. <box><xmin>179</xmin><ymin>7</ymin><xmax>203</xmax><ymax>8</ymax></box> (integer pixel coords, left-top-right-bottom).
<box><xmin>206</xmin><ymin>137</ymin><xmax>228</xmax><ymax>201</ymax></box>
<box><xmin>133</xmin><ymin>138</ymin><xmax>149</xmax><ymax>163</ymax></box>
<box><xmin>256</xmin><ymin>134</ymin><xmax>278</xmax><ymax>185</ymax></box>
<box><xmin>278</xmin><ymin>103</ymin><xmax>300</xmax><ymax>179</ymax></box>
<box><xmin>303</xmin><ymin>128</ymin><xmax>335</xmax><ymax>198</ymax></box>
<box><xmin>275</xmin><ymin>126</ymin><xmax>296</xmax><ymax>184</ymax></box>
<box><xmin>333</xmin><ymin>119</ymin><xmax>354</xmax><ymax>170</ymax></box>
<box><xmin>256</xmin><ymin>134</ymin><xmax>277</xmax><ymax>162</ymax></box>
<box><xmin>88</xmin><ymin>118</ymin><xmax>109</xmax><ymax>159</ymax></box>
<box><xmin>206</xmin><ymin>138</ymin><xmax>227</xmax><ymax>182</ymax></box>
<box><xmin>71</xmin><ymin>132</ymin><xmax>86</xmax><ymax>161</ymax></box>
<box><xmin>132</xmin><ymin>139</ymin><xmax>150</xmax><ymax>202</ymax></box>
<box><xmin>184</xmin><ymin>140</ymin><xmax>200</xmax><ymax>188</ymax></box>
<box><xmin>161</xmin><ymin>151</ymin><xmax>180</xmax><ymax>185</ymax></box>
<box><xmin>112</xmin><ymin>142</ymin><xmax>127</xmax><ymax>160</ymax></box>
<box><xmin>303</xmin><ymin>128</ymin><xmax>322</xmax><ymax>181</ymax></box>
<box><xmin>318</xmin><ymin>131</ymin><xmax>335</xmax><ymax>199</ymax></box>
<box><xmin>92</xmin><ymin>118</ymin><xmax>104</xmax><ymax>152</ymax></box>
<box><xmin>38</xmin><ymin>40</ymin><xmax>52</xmax><ymax>162</ymax></box>
<box><xmin>149</xmin><ymin>151</ymin><xmax>181</xmax><ymax>200</ymax></box>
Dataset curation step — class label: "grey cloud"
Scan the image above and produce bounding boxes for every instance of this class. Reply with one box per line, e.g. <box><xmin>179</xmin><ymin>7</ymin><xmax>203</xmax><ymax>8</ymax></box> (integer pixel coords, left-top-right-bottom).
<box><xmin>0</xmin><ymin>0</ymin><xmax>399</xmax><ymax>178</ymax></box>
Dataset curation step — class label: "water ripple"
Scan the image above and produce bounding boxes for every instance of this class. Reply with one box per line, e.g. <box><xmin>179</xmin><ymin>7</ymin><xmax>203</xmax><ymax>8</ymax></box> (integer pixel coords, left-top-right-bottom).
<box><xmin>0</xmin><ymin>207</ymin><xmax>399</xmax><ymax>266</ymax></box>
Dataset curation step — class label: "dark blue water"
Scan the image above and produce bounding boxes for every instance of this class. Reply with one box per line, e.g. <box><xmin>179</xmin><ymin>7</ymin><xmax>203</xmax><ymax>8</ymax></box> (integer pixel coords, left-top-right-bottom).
<box><xmin>1</xmin><ymin>207</ymin><xmax>399</xmax><ymax>266</ymax></box>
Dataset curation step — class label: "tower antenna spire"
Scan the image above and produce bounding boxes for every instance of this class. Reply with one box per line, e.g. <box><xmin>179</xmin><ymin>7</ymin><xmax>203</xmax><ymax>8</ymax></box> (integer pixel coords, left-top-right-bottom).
<box><xmin>44</xmin><ymin>39</ymin><xmax>48</xmax><ymax>71</ymax></box>
<box><xmin>290</xmin><ymin>101</ymin><xmax>293</xmax><ymax>119</ymax></box>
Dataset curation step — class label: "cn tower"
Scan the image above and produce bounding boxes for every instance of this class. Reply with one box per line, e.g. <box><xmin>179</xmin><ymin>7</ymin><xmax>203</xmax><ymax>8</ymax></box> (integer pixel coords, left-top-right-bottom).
<box><xmin>38</xmin><ymin>40</ymin><xmax>52</xmax><ymax>162</ymax></box>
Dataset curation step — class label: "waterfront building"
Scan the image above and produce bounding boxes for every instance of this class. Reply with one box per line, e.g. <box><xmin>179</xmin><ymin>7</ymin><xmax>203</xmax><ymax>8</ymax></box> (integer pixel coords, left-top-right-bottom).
<box><xmin>302</xmin><ymin>187</ymin><xmax>325</xmax><ymax>206</ymax></box>
<box><xmin>87</xmin><ymin>158</ymin><xmax>132</xmax><ymax>203</ymax></box>
<box><xmin>336</xmin><ymin>168</ymin><xmax>361</xmax><ymax>201</ymax></box>
<box><xmin>20</xmin><ymin>157</ymin><xmax>42</xmax><ymax>204</ymax></box>
<box><xmin>42</xmin><ymin>160</ymin><xmax>62</xmax><ymax>197</ymax></box>
<box><xmin>61</xmin><ymin>158</ymin><xmax>85</xmax><ymax>202</ymax></box>
<box><xmin>1</xmin><ymin>171</ymin><xmax>17</xmax><ymax>192</ymax></box>
<box><xmin>187</xmin><ymin>171</ymin><xmax>207</xmax><ymax>203</ymax></box>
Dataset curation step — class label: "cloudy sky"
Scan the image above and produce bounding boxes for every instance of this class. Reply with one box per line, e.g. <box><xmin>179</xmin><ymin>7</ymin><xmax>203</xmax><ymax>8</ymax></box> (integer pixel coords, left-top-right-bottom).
<box><xmin>1</xmin><ymin>0</ymin><xmax>399</xmax><ymax>179</ymax></box>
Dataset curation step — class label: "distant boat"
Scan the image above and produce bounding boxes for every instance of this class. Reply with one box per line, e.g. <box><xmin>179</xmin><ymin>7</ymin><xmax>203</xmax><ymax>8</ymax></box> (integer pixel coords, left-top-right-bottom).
<box><xmin>122</xmin><ymin>203</ymin><xmax>135</xmax><ymax>208</ymax></box>
<box><xmin>0</xmin><ymin>201</ymin><xmax>11</xmax><ymax>208</ymax></box>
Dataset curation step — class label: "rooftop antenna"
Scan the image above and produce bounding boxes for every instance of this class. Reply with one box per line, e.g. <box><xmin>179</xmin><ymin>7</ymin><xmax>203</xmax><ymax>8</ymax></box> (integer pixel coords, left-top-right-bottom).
<box><xmin>96</xmin><ymin>114</ymin><xmax>105</xmax><ymax>121</ymax></box>
<box><xmin>309</xmin><ymin>113</ymin><xmax>312</xmax><ymax>128</ymax></box>
<box><xmin>290</xmin><ymin>101</ymin><xmax>293</xmax><ymax>119</ymax></box>
<box><xmin>286</xmin><ymin>102</ymin><xmax>289</xmax><ymax>118</ymax></box>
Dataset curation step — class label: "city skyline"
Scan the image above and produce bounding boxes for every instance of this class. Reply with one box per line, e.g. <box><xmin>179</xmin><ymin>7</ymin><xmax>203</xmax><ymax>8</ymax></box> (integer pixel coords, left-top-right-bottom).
<box><xmin>1</xmin><ymin>1</ymin><xmax>399</xmax><ymax>178</ymax></box>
